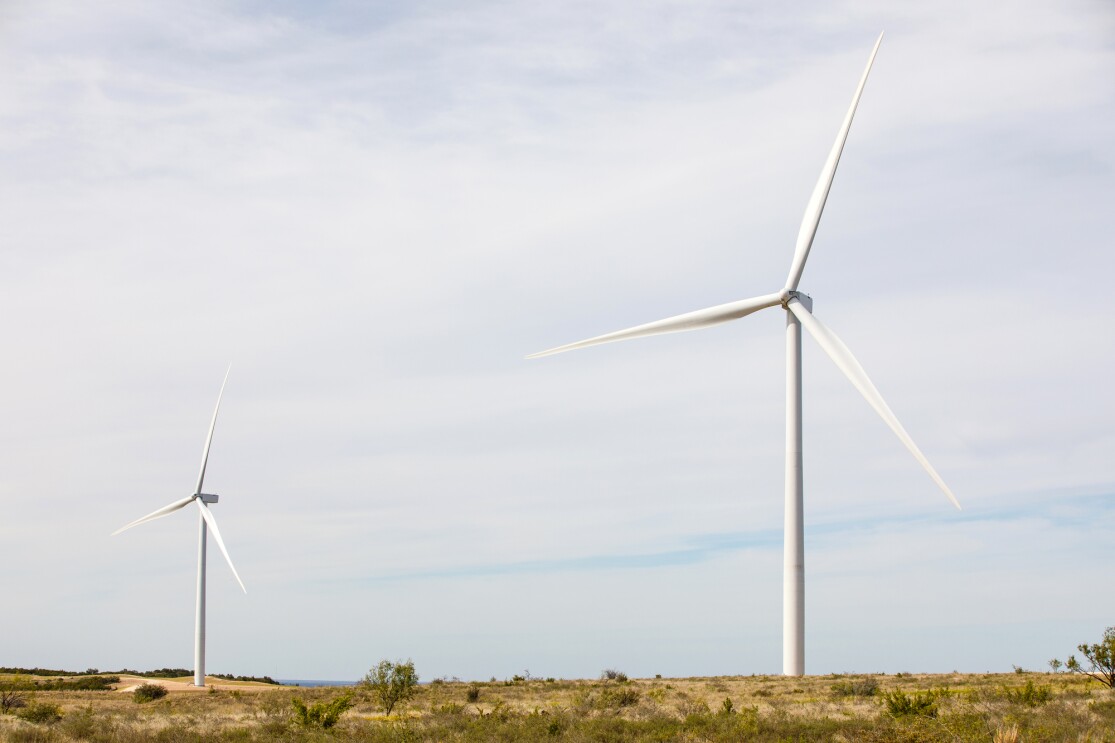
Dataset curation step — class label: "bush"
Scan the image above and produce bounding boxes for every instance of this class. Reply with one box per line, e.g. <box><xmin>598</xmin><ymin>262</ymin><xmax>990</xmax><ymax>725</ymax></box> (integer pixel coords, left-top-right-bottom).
<box><xmin>291</xmin><ymin>693</ymin><xmax>353</xmax><ymax>728</ymax></box>
<box><xmin>601</xmin><ymin>669</ymin><xmax>628</xmax><ymax>682</ymax></box>
<box><xmin>360</xmin><ymin>659</ymin><xmax>419</xmax><ymax>716</ymax></box>
<box><xmin>830</xmin><ymin>676</ymin><xmax>879</xmax><ymax>698</ymax></box>
<box><xmin>1002</xmin><ymin>679</ymin><xmax>1051</xmax><ymax>707</ymax></box>
<box><xmin>132</xmin><ymin>683</ymin><xmax>168</xmax><ymax>703</ymax></box>
<box><xmin>880</xmin><ymin>689</ymin><xmax>938</xmax><ymax>718</ymax></box>
<box><xmin>602</xmin><ymin>687</ymin><xmax>640</xmax><ymax>707</ymax></box>
<box><xmin>34</xmin><ymin>675</ymin><xmax>119</xmax><ymax>691</ymax></box>
<box><xmin>58</xmin><ymin>705</ymin><xmax>101</xmax><ymax>739</ymax></box>
<box><xmin>576</xmin><ymin>686</ymin><xmax>640</xmax><ymax>709</ymax></box>
<box><xmin>466</xmin><ymin>685</ymin><xmax>481</xmax><ymax>703</ymax></box>
<box><xmin>16</xmin><ymin>701</ymin><xmax>62</xmax><ymax>724</ymax></box>
<box><xmin>1064</xmin><ymin>626</ymin><xmax>1115</xmax><ymax>688</ymax></box>
<box><xmin>1</xmin><ymin>680</ymin><xmax>28</xmax><ymax>713</ymax></box>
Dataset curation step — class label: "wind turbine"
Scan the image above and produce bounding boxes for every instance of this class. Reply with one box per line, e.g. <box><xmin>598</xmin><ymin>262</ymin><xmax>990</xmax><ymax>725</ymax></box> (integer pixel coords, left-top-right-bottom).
<box><xmin>528</xmin><ymin>33</ymin><xmax>961</xmax><ymax>676</ymax></box>
<box><xmin>112</xmin><ymin>367</ymin><xmax>246</xmax><ymax>687</ymax></box>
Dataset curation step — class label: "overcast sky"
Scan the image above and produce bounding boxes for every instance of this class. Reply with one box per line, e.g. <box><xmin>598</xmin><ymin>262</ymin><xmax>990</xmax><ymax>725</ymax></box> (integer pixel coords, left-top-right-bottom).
<box><xmin>2</xmin><ymin>0</ymin><xmax>1113</xmax><ymax>682</ymax></box>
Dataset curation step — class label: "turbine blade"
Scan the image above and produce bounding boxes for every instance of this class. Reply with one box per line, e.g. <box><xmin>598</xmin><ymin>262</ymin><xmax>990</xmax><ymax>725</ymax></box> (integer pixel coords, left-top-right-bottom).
<box><xmin>784</xmin><ymin>32</ymin><xmax>884</xmax><ymax>292</ymax></box>
<box><xmin>111</xmin><ymin>495</ymin><xmax>195</xmax><ymax>536</ymax></box>
<box><xmin>528</xmin><ymin>292</ymin><xmax>783</xmax><ymax>359</ymax></box>
<box><xmin>787</xmin><ymin>299</ymin><xmax>961</xmax><ymax>509</ymax></box>
<box><xmin>195</xmin><ymin>500</ymin><xmax>247</xmax><ymax>593</ymax></box>
<box><xmin>195</xmin><ymin>365</ymin><xmax>232</xmax><ymax>496</ymax></box>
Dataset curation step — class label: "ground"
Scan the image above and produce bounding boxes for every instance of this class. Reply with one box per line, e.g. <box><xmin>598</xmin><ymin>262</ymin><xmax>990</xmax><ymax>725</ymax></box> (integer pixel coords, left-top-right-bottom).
<box><xmin>1</xmin><ymin>670</ymin><xmax>1113</xmax><ymax>741</ymax></box>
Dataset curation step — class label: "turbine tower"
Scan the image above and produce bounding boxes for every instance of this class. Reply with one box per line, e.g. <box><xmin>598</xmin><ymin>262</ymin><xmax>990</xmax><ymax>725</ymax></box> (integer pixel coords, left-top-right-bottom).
<box><xmin>528</xmin><ymin>33</ymin><xmax>960</xmax><ymax>676</ymax></box>
<box><xmin>113</xmin><ymin>367</ymin><xmax>246</xmax><ymax>687</ymax></box>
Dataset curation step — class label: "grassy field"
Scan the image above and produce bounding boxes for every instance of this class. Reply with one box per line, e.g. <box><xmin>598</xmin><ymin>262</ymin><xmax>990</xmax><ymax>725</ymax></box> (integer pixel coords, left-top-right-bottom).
<box><xmin>2</xmin><ymin>670</ymin><xmax>1113</xmax><ymax>741</ymax></box>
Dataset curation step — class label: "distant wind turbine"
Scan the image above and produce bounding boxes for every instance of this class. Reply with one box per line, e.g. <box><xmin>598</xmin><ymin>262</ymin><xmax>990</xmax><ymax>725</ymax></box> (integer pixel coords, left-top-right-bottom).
<box><xmin>529</xmin><ymin>33</ymin><xmax>961</xmax><ymax>676</ymax></box>
<box><xmin>112</xmin><ymin>367</ymin><xmax>245</xmax><ymax>687</ymax></box>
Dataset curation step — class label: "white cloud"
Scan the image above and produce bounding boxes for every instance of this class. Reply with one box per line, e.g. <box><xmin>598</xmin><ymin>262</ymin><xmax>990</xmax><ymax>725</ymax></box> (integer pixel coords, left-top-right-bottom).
<box><xmin>1</xmin><ymin>0</ymin><xmax>1113</xmax><ymax>679</ymax></box>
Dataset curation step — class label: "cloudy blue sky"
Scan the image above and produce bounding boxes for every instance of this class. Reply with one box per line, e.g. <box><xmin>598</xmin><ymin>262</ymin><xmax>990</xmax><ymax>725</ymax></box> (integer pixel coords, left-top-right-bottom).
<box><xmin>1</xmin><ymin>0</ymin><xmax>1112</xmax><ymax>681</ymax></box>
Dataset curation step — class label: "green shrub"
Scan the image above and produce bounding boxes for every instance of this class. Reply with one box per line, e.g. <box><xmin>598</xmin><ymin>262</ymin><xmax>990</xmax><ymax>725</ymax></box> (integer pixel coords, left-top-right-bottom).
<box><xmin>880</xmin><ymin>689</ymin><xmax>938</xmax><ymax>718</ymax></box>
<box><xmin>683</xmin><ymin>707</ymin><xmax>760</xmax><ymax>738</ymax></box>
<box><xmin>291</xmin><ymin>693</ymin><xmax>353</xmax><ymax>728</ymax></box>
<box><xmin>132</xmin><ymin>683</ymin><xmax>168</xmax><ymax>703</ymax></box>
<box><xmin>598</xmin><ymin>686</ymin><xmax>640</xmax><ymax>708</ymax></box>
<box><xmin>16</xmin><ymin>700</ymin><xmax>62</xmax><ymax>724</ymax></box>
<box><xmin>435</xmin><ymin>702</ymin><xmax>465</xmax><ymax>715</ymax></box>
<box><xmin>830</xmin><ymin>676</ymin><xmax>879</xmax><ymax>698</ymax></box>
<box><xmin>574</xmin><ymin>685</ymin><xmax>641</xmax><ymax>710</ymax></box>
<box><xmin>1002</xmin><ymin>679</ymin><xmax>1052</xmax><ymax>707</ymax></box>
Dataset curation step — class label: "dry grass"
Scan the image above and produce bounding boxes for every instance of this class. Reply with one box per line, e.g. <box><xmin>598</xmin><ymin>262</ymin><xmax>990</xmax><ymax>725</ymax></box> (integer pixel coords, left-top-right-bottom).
<box><xmin>2</xmin><ymin>671</ymin><xmax>1113</xmax><ymax>741</ymax></box>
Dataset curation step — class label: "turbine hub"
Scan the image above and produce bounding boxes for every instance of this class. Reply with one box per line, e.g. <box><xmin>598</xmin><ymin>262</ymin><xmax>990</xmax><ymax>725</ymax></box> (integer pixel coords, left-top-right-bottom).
<box><xmin>782</xmin><ymin>290</ymin><xmax>813</xmax><ymax>311</ymax></box>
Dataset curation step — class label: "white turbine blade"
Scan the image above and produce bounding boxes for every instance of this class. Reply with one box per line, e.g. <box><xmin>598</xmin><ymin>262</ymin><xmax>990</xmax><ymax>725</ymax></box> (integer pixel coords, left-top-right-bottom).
<box><xmin>111</xmin><ymin>495</ymin><xmax>195</xmax><ymax>536</ymax></box>
<box><xmin>528</xmin><ymin>292</ymin><xmax>783</xmax><ymax>359</ymax></box>
<box><xmin>787</xmin><ymin>299</ymin><xmax>961</xmax><ymax>510</ymax></box>
<box><xmin>195</xmin><ymin>500</ymin><xmax>247</xmax><ymax>593</ymax></box>
<box><xmin>194</xmin><ymin>365</ymin><xmax>232</xmax><ymax>496</ymax></box>
<box><xmin>784</xmin><ymin>33</ymin><xmax>883</xmax><ymax>292</ymax></box>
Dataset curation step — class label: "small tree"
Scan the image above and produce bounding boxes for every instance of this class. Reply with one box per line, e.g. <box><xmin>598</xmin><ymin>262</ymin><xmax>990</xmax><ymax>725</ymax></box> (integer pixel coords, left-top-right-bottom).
<box><xmin>1064</xmin><ymin>626</ymin><xmax>1115</xmax><ymax>688</ymax></box>
<box><xmin>361</xmin><ymin>659</ymin><xmax>419</xmax><ymax>716</ymax></box>
<box><xmin>292</xmin><ymin>694</ymin><xmax>353</xmax><ymax>728</ymax></box>
<box><xmin>1</xmin><ymin>675</ymin><xmax>28</xmax><ymax>714</ymax></box>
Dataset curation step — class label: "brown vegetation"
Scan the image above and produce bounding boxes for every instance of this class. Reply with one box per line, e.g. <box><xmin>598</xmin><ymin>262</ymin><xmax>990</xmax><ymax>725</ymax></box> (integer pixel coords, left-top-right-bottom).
<box><xmin>1</xmin><ymin>670</ymin><xmax>1113</xmax><ymax>741</ymax></box>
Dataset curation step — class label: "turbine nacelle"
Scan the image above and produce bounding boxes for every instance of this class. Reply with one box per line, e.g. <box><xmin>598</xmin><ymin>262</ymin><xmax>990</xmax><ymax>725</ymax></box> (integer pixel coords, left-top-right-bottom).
<box><xmin>782</xmin><ymin>291</ymin><xmax>812</xmax><ymax>311</ymax></box>
<box><xmin>197</xmin><ymin>493</ymin><xmax>219</xmax><ymax>504</ymax></box>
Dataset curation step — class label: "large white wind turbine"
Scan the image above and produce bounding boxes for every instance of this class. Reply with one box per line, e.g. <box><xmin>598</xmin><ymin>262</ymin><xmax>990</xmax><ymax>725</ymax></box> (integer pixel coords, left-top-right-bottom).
<box><xmin>529</xmin><ymin>34</ymin><xmax>961</xmax><ymax>676</ymax></box>
<box><xmin>112</xmin><ymin>367</ymin><xmax>246</xmax><ymax>687</ymax></box>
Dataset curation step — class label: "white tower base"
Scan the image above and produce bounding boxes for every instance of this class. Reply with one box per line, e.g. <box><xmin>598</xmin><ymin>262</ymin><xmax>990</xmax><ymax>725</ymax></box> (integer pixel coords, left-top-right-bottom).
<box><xmin>194</xmin><ymin>515</ymin><xmax>207</xmax><ymax>687</ymax></box>
<box><xmin>783</xmin><ymin>299</ymin><xmax>808</xmax><ymax>676</ymax></box>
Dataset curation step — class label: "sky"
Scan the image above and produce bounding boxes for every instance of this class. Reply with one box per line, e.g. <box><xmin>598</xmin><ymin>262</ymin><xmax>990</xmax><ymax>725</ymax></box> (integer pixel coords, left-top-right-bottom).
<box><xmin>1</xmin><ymin>0</ymin><xmax>1113</xmax><ymax>682</ymax></box>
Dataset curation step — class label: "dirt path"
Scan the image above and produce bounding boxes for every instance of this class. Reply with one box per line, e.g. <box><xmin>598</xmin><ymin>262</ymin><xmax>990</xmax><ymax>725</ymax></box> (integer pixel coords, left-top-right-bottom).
<box><xmin>114</xmin><ymin>675</ymin><xmax>281</xmax><ymax>693</ymax></box>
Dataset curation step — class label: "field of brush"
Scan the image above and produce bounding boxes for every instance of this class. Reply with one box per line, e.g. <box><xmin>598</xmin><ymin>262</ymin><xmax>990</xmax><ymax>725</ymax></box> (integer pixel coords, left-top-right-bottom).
<box><xmin>2</xmin><ymin>670</ymin><xmax>1114</xmax><ymax>742</ymax></box>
